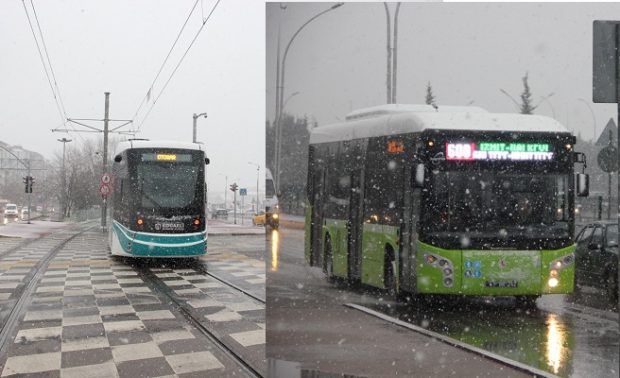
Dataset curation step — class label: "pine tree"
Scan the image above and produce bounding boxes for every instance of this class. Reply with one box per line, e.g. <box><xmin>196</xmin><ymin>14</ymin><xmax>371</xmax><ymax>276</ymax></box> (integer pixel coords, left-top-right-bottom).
<box><xmin>425</xmin><ymin>82</ymin><xmax>436</xmax><ymax>106</ymax></box>
<box><xmin>520</xmin><ymin>72</ymin><xmax>535</xmax><ymax>115</ymax></box>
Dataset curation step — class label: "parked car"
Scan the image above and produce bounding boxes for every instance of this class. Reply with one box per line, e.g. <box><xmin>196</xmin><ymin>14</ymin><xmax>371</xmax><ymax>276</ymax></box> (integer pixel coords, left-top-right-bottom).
<box><xmin>574</xmin><ymin>221</ymin><xmax>618</xmax><ymax>303</ymax></box>
<box><xmin>212</xmin><ymin>209</ymin><xmax>228</xmax><ymax>219</ymax></box>
<box><xmin>252</xmin><ymin>211</ymin><xmax>266</xmax><ymax>226</ymax></box>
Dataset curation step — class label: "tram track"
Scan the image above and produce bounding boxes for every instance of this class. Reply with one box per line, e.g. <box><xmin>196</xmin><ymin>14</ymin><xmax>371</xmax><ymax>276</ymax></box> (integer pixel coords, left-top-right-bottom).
<box><xmin>0</xmin><ymin>223</ymin><xmax>96</xmax><ymax>355</ymax></box>
<box><xmin>192</xmin><ymin>263</ymin><xmax>265</xmax><ymax>304</ymax></box>
<box><xmin>131</xmin><ymin>261</ymin><xmax>264</xmax><ymax>377</ymax></box>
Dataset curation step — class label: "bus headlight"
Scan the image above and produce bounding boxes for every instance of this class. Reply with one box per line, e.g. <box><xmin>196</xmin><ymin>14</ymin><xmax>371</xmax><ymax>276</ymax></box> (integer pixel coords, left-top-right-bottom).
<box><xmin>548</xmin><ymin>278</ymin><xmax>559</xmax><ymax>288</ymax></box>
<box><xmin>550</xmin><ymin>269</ymin><xmax>558</xmax><ymax>278</ymax></box>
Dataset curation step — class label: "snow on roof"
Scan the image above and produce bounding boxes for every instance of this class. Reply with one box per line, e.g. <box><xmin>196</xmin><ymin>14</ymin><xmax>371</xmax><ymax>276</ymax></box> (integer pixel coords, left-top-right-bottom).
<box><xmin>310</xmin><ymin>105</ymin><xmax>570</xmax><ymax>144</ymax></box>
<box><xmin>114</xmin><ymin>140</ymin><xmax>205</xmax><ymax>156</ymax></box>
<box><xmin>344</xmin><ymin>103</ymin><xmax>488</xmax><ymax>121</ymax></box>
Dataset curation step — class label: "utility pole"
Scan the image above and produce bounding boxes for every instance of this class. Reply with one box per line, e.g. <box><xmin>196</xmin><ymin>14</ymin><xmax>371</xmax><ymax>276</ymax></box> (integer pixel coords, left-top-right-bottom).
<box><xmin>55</xmin><ymin>92</ymin><xmax>134</xmax><ymax>231</ymax></box>
<box><xmin>102</xmin><ymin>92</ymin><xmax>110</xmax><ymax>230</ymax></box>
<box><xmin>192</xmin><ymin>112</ymin><xmax>207</xmax><ymax>143</ymax></box>
<box><xmin>57</xmin><ymin>138</ymin><xmax>72</xmax><ymax>220</ymax></box>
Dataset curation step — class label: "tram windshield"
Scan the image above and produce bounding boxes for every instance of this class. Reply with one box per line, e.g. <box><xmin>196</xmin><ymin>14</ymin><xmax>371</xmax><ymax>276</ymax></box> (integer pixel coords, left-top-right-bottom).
<box><xmin>136</xmin><ymin>163</ymin><xmax>200</xmax><ymax>211</ymax></box>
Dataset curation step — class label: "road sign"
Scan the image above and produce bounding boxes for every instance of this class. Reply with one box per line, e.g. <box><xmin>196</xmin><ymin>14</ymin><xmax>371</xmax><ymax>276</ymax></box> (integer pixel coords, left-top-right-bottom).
<box><xmin>101</xmin><ymin>172</ymin><xmax>111</xmax><ymax>184</ymax></box>
<box><xmin>99</xmin><ymin>183</ymin><xmax>110</xmax><ymax>197</ymax></box>
<box><xmin>593</xmin><ymin>20</ymin><xmax>620</xmax><ymax>103</ymax></box>
<box><xmin>229</xmin><ymin>183</ymin><xmax>238</xmax><ymax>192</ymax></box>
<box><xmin>595</xmin><ymin>118</ymin><xmax>618</xmax><ymax>146</ymax></box>
<box><xmin>240</xmin><ymin>188</ymin><xmax>247</xmax><ymax>196</ymax></box>
<box><xmin>597</xmin><ymin>146</ymin><xmax>619</xmax><ymax>172</ymax></box>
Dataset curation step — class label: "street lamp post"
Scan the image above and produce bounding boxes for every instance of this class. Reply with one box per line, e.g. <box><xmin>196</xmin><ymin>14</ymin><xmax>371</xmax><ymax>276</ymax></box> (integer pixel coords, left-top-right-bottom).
<box><xmin>192</xmin><ymin>113</ymin><xmax>207</xmax><ymax>143</ymax></box>
<box><xmin>274</xmin><ymin>2</ymin><xmax>344</xmax><ymax>191</ymax></box>
<box><xmin>499</xmin><ymin>88</ymin><xmax>522</xmax><ymax>112</ymax></box>
<box><xmin>248</xmin><ymin>162</ymin><xmax>260</xmax><ymax>213</ymax></box>
<box><xmin>535</xmin><ymin>92</ymin><xmax>556</xmax><ymax>119</ymax></box>
<box><xmin>57</xmin><ymin>138</ymin><xmax>72</xmax><ymax>220</ymax></box>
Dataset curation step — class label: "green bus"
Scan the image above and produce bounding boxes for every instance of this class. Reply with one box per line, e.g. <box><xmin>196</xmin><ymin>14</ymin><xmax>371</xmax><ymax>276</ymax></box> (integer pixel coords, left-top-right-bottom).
<box><xmin>304</xmin><ymin>105</ymin><xmax>589</xmax><ymax>304</ymax></box>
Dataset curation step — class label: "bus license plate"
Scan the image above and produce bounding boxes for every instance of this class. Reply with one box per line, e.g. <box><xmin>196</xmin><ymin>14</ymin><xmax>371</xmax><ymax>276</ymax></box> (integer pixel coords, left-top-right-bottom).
<box><xmin>156</xmin><ymin>222</ymin><xmax>184</xmax><ymax>231</ymax></box>
<box><xmin>485</xmin><ymin>280</ymin><xmax>518</xmax><ymax>288</ymax></box>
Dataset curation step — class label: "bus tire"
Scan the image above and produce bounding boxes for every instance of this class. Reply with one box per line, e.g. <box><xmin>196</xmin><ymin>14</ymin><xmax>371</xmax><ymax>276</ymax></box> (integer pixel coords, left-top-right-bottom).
<box><xmin>324</xmin><ymin>236</ymin><xmax>334</xmax><ymax>282</ymax></box>
<box><xmin>384</xmin><ymin>246</ymin><xmax>396</xmax><ymax>296</ymax></box>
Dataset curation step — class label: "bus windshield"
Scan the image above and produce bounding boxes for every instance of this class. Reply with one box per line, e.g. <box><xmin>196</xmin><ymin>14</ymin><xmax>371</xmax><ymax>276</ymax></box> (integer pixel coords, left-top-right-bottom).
<box><xmin>423</xmin><ymin>170</ymin><xmax>571</xmax><ymax>248</ymax></box>
<box><xmin>136</xmin><ymin>163</ymin><xmax>199</xmax><ymax>210</ymax></box>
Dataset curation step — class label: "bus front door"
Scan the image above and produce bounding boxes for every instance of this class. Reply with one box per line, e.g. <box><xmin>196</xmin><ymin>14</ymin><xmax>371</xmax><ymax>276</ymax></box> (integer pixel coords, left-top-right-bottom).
<box><xmin>311</xmin><ymin>168</ymin><xmax>326</xmax><ymax>267</ymax></box>
<box><xmin>400</xmin><ymin>166</ymin><xmax>421</xmax><ymax>293</ymax></box>
<box><xmin>347</xmin><ymin>172</ymin><xmax>363</xmax><ymax>280</ymax></box>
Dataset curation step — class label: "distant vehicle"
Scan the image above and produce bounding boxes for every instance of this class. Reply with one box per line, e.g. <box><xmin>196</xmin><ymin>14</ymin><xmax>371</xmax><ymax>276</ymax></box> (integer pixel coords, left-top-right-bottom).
<box><xmin>575</xmin><ymin>221</ymin><xmax>618</xmax><ymax>303</ymax></box>
<box><xmin>109</xmin><ymin>140</ymin><xmax>209</xmax><ymax>258</ymax></box>
<box><xmin>4</xmin><ymin>204</ymin><xmax>18</xmax><ymax>222</ymax></box>
<box><xmin>305</xmin><ymin>104</ymin><xmax>589</xmax><ymax>305</ymax></box>
<box><xmin>20</xmin><ymin>208</ymin><xmax>29</xmax><ymax>220</ymax></box>
<box><xmin>264</xmin><ymin>168</ymin><xmax>279</xmax><ymax>229</ymax></box>
<box><xmin>252</xmin><ymin>211</ymin><xmax>266</xmax><ymax>226</ymax></box>
<box><xmin>212</xmin><ymin>209</ymin><xmax>229</xmax><ymax>219</ymax></box>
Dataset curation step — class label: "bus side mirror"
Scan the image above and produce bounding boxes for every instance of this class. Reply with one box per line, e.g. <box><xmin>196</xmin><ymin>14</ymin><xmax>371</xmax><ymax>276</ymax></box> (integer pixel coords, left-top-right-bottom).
<box><xmin>576</xmin><ymin>173</ymin><xmax>589</xmax><ymax>197</ymax></box>
<box><xmin>414</xmin><ymin>164</ymin><xmax>425</xmax><ymax>188</ymax></box>
<box><xmin>205</xmin><ymin>157</ymin><xmax>210</xmax><ymax>165</ymax></box>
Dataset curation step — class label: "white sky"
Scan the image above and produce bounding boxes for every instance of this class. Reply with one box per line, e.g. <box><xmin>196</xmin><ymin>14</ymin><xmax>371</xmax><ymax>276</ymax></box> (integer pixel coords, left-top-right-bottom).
<box><xmin>1</xmin><ymin>0</ymin><xmax>264</xmax><ymax>201</ymax></box>
<box><xmin>267</xmin><ymin>2</ymin><xmax>619</xmax><ymax>145</ymax></box>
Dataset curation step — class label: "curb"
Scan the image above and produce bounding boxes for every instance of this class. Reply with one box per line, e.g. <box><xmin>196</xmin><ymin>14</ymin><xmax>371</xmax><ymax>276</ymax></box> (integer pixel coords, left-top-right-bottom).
<box><xmin>344</xmin><ymin>303</ymin><xmax>559</xmax><ymax>378</ymax></box>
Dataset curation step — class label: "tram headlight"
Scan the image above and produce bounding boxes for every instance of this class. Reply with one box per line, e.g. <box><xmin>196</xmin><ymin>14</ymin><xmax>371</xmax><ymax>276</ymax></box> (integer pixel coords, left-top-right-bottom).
<box><xmin>548</xmin><ymin>277</ymin><xmax>559</xmax><ymax>288</ymax></box>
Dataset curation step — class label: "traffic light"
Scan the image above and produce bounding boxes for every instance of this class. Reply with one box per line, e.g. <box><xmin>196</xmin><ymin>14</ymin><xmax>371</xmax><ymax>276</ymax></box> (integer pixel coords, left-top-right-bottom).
<box><xmin>229</xmin><ymin>183</ymin><xmax>238</xmax><ymax>192</ymax></box>
<box><xmin>23</xmin><ymin>176</ymin><xmax>34</xmax><ymax>193</ymax></box>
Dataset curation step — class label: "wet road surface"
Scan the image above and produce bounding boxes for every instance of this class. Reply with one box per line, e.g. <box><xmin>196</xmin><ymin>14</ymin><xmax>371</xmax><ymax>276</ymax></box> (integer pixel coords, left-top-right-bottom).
<box><xmin>268</xmin><ymin>227</ymin><xmax>619</xmax><ymax>378</ymax></box>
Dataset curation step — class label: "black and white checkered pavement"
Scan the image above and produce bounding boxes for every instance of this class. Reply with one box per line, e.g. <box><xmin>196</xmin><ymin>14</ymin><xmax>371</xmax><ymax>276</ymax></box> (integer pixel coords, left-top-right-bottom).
<box><xmin>0</xmin><ymin>227</ymin><xmax>264</xmax><ymax>377</ymax></box>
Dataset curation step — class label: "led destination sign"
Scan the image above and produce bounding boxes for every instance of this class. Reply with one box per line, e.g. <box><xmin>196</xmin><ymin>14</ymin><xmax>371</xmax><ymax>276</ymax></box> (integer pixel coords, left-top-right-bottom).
<box><xmin>445</xmin><ymin>142</ymin><xmax>554</xmax><ymax>161</ymax></box>
<box><xmin>141</xmin><ymin>153</ymin><xmax>193</xmax><ymax>162</ymax></box>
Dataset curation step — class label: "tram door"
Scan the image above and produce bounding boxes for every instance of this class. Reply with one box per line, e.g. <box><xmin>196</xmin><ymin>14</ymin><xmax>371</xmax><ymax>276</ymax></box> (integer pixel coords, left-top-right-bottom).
<box><xmin>347</xmin><ymin>171</ymin><xmax>363</xmax><ymax>280</ymax></box>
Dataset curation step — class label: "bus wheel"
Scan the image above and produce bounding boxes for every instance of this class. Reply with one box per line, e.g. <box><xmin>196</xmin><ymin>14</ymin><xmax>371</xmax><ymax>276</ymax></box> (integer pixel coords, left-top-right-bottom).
<box><xmin>515</xmin><ymin>295</ymin><xmax>539</xmax><ymax>309</ymax></box>
<box><xmin>324</xmin><ymin>237</ymin><xmax>334</xmax><ymax>282</ymax></box>
<box><xmin>384</xmin><ymin>248</ymin><xmax>396</xmax><ymax>296</ymax></box>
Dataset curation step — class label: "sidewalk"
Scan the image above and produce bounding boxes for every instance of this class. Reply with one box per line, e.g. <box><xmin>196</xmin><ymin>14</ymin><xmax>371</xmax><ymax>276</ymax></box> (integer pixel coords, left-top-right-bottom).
<box><xmin>0</xmin><ymin>220</ymin><xmax>72</xmax><ymax>239</ymax></box>
<box><xmin>208</xmin><ymin>219</ymin><xmax>265</xmax><ymax>236</ymax></box>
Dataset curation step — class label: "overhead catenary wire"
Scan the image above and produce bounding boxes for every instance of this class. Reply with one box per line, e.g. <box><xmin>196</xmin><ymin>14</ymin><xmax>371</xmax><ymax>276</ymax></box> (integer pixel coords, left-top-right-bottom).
<box><xmin>30</xmin><ymin>0</ymin><xmax>68</xmax><ymax>119</ymax></box>
<box><xmin>22</xmin><ymin>0</ymin><xmax>87</xmax><ymax>145</ymax></box>
<box><xmin>130</xmin><ymin>0</ymin><xmax>201</xmax><ymax>124</ymax></box>
<box><xmin>136</xmin><ymin>0</ymin><xmax>221</xmax><ymax>133</ymax></box>
<box><xmin>21</xmin><ymin>0</ymin><xmax>64</xmax><ymax>126</ymax></box>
